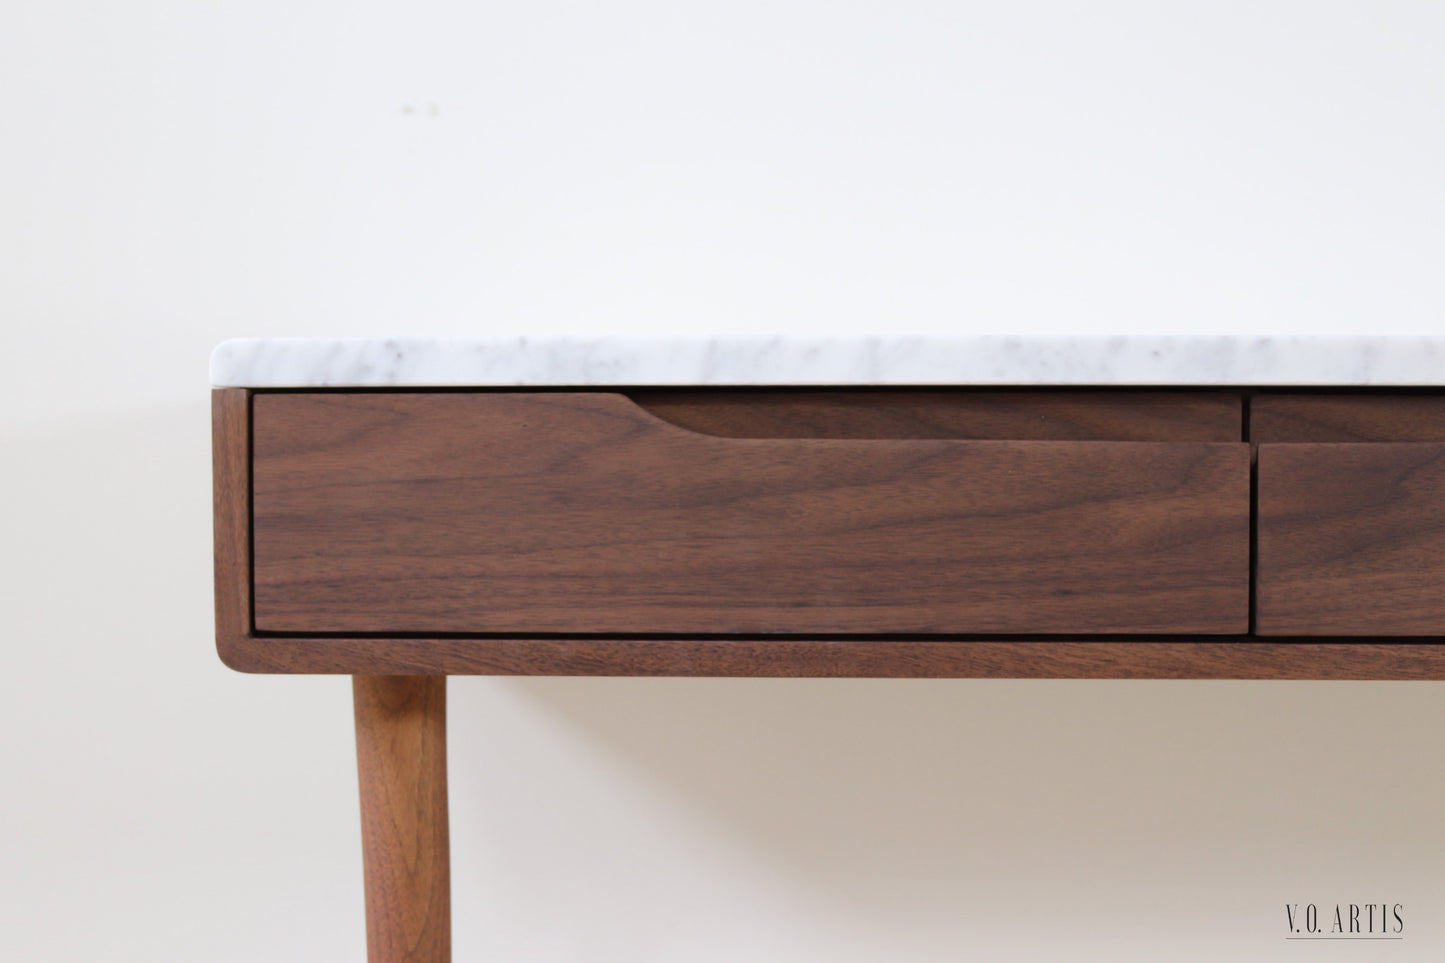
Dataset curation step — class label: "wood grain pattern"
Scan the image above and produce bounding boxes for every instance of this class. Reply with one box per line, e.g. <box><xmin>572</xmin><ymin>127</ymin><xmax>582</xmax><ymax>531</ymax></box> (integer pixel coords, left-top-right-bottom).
<box><xmin>354</xmin><ymin>676</ymin><xmax>450</xmax><ymax>963</ymax></box>
<box><xmin>251</xmin><ymin>392</ymin><xmax>1251</xmax><ymax>636</ymax></box>
<box><xmin>214</xmin><ymin>387</ymin><xmax>1445</xmax><ymax>677</ymax></box>
<box><xmin>633</xmin><ymin>390</ymin><xmax>1242</xmax><ymax>440</ymax></box>
<box><xmin>1252</xmin><ymin>394</ymin><xmax>1445</xmax><ymax>442</ymax></box>
<box><xmin>212</xmin><ymin>389</ymin><xmax>253</xmax><ymax>666</ymax></box>
<box><xmin>1257</xmin><ymin>442</ymin><xmax>1445</xmax><ymax>635</ymax></box>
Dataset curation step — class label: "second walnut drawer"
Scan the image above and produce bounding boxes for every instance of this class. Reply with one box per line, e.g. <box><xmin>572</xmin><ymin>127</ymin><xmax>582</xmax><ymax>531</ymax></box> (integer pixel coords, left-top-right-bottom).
<box><xmin>250</xmin><ymin>391</ymin><xmax>1251</xmax><ymax>636</ymax></box>
<box><xmin>1255</xmin><ymin>395</ymin><xmax>1445</xmax><ymax>636</ymax></box>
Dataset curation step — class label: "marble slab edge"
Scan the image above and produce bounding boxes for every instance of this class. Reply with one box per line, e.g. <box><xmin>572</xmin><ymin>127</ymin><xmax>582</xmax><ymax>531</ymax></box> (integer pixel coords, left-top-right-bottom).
<box><xmin>211</xmin><ymin>336</ymin><xmax>1445</xmax><ymax>388</ymax></box>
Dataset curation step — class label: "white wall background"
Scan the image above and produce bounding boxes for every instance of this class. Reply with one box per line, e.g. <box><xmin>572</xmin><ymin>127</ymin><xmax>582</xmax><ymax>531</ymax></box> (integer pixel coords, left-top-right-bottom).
<box><xmin>4</xmin><ymin>2</ymin><xmax>1445</xmax><ymax>960</ymax></box>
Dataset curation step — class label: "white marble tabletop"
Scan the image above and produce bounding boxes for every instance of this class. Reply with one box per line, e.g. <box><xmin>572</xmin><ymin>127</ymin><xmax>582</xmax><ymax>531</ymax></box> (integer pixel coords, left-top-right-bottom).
<box><xmin>211</xmin><ymin>336</ymin><xmax>1445</xmax><ymax>388</ymax></box>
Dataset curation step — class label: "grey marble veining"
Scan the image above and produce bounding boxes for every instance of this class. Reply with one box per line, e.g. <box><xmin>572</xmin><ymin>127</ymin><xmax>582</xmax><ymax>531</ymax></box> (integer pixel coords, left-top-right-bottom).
<box><xmin>210</xmin><ymin>336</ymin><xmax>1445</xmax><ymax>387</ymax></box>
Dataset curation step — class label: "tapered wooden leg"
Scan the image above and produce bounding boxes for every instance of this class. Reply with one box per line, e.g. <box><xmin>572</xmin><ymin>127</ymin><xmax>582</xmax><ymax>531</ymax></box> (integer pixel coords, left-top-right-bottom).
<box><xmin>353</xmin><ymin>676</ymin><xmax>451</xmax><ymax>963</ymax></box>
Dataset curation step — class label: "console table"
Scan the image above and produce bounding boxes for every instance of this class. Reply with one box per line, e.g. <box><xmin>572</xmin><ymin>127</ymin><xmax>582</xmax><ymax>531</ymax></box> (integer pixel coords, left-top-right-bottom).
<box><xmin>211</xmin><ymin>335</ymin><xmax>1445</xmax><ymax>962</ymax></box>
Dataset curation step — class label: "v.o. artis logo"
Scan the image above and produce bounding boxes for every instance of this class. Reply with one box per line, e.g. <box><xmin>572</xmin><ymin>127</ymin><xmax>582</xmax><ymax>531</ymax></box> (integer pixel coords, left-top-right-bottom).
<box><xmin>1286</xmin><ymin>903</ymin><xmax>1403</xmax><ymax>941</ymax></box>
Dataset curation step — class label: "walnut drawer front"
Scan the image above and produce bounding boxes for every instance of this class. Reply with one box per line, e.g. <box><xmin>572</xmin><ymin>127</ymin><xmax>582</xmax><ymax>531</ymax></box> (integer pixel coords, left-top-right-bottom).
<box><xmin>250</xmin><ymin>391</ymin><xmax>1251</xmax><ymax>636</ymax></box>
<box><xmin>1255</xmin><ymin>395</ymin><xmax>1445</xmax><ymax>636</ymax></box>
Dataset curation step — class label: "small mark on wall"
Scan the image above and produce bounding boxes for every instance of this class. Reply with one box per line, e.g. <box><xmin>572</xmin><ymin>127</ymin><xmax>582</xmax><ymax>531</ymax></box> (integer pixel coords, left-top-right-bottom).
<box><xmin>400</xmin><ymin>102</ymin><xmax>441</xmax><ymax>118</ymax></box>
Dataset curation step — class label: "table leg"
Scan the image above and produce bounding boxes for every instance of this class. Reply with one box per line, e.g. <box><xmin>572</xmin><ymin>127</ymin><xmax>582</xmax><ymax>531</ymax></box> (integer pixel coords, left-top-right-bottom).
<box><xmin>353</xmin><ymin>675</ymin><xmax>451</xmax><ymax>963</ymax></box>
